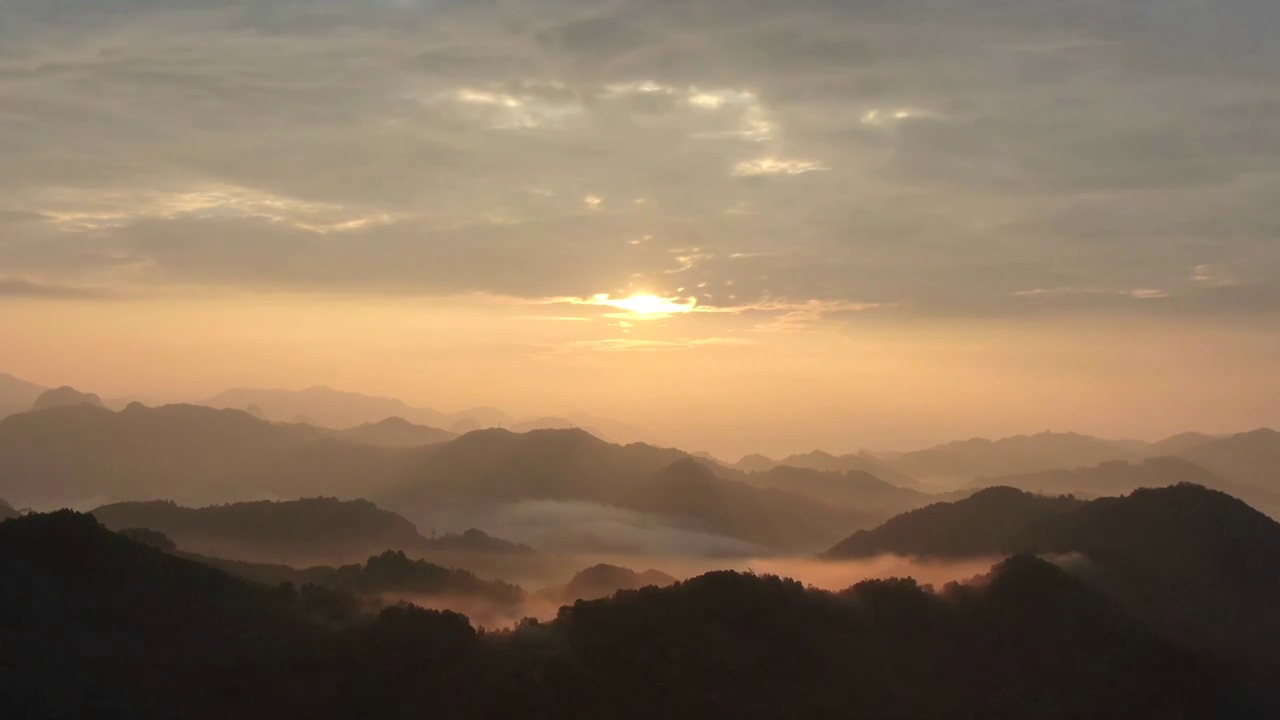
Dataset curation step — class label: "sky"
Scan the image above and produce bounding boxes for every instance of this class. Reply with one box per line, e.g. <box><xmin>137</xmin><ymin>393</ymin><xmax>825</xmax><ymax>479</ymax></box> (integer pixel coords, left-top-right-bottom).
<box><xmin>1</xmin><ymin>1</ymin><xmax>1279</xmax><ymax>457</ymax></box>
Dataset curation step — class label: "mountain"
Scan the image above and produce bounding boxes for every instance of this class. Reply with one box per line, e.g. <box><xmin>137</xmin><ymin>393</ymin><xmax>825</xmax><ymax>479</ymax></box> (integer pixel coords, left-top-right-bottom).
<box><xmin>0</xmin><ymin>498</ymin><xmax>16</xmax><ymax>521</ymax></box>
<box><xmin>0</xmin><ymin>511</ymin><xmax>344</xmax><ymax>719</ymax></box>
<box><xmin>203</xmin><ymin>385</ymin><xmax>514</xmax><ymax>430</ymax></box>
<box><xmin>732</xmin><ymin>449</ymin><xmax>926</xmax><ymax>490</ymax></box>
<box><xmin>743</xmin><ymin>465</ymin><xmax>932</xmax><ymax>518</ymax></box>
<box><xmin>973</xmin><ymin>456</ymin><xmax>1280</xmax><ymax>518</ymax></box>
<box><xmin>31</xmin><ymin>385</ymin><xmax>105</xmax><ymax>412</ymax></box>
<box><xmin>734</xmin><ymin>453</ymin><xmax>777</xmax><ymax>472</ymax></box>
<box><xmin>6</xmin><ymin>510</ymin><xmax>1260</xmax><ymax>719</ymax></box>
<box><xmin>383</xmin><ymin>429</ymin><xmax>853</xmax><ymax>550</ymax></box>
<box><xmin>624</xmin><ymin>458</ymin><xmax>860</xmax><ymax>551</ymax></box>
<box><xmin>0</xmin><ymin>372</ymin><xmax>45</xmax><ymax>419</ymax></box>
<box><xmin>91</xmin><ymin>497</ymin><xmax>427</xmax><ymax>565</ymax></box>
<box><xmin>0</xmin><ymin>402</ymin><xmax>415</xmax><ymax>508</ymax></box>
<box><xmin>1177</xmin><ymin>428</ymin><xmax>1280</xmax><ymax>491</ymax></box>
<box><xmin>537</xmin><ymin>564</ymin><xmax>677</xmax><ymax>604</ymax></box>
<box><xmin>329</xmin><ymin>416</ymin><xmax>456</xmax><ymax>447</ymax></box>
<box><xmin>825</xmin><ymin>487</ymin><xmax>1084</xmax><ymax>559</ymax></box>
<box><xmin>886</xmin><ymin>431</ymin><xmax>1138</xmax><ymax>483</ymax></box>
<box><xmin>1011</xmin><ymin>484</ymin><xmax>1280</xmax><ymax>675</ymax></box>
<box><xmin>1145</xmin><ymin>431</ymin><xmax>1219</xmax><ymax>456</ymax></box>
<box><xmin>541</xmin><ymin>561</ymin><xmax>1239</xmax><ymax>718</ymax></box>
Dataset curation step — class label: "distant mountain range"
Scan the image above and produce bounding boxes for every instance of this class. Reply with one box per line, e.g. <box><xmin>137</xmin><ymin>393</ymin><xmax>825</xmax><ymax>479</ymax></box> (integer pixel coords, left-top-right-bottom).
<box><xmin>731</xmin><ymin>450</ymin><xmax>928</xmax><ymax>491</ymax></box>
<box><xmin>202</xmin><ymin>385</ymin><xmax>651</xmax><ymax>442</ymax></box>
<box><xmin>0</xmin><ymin>372</ymin><xmax>45</xmax><ymax>419</ymax></box>
<box><xmin>970</xmin><ymin>456</ymin><xmax>1280</xmax><ymax>517</ymax></box>
<box><xmin>0</xmin><ymin>403</ymin><xmax>868</xmax><ymax>552</ymax></box>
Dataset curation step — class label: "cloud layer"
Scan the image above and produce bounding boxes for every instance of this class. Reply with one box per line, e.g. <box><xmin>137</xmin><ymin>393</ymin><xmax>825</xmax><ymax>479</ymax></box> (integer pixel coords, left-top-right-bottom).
<box><xmin>2</xmin><ymin>0</ymin><xmax>1278</xmax><ymax>319</ymax></box>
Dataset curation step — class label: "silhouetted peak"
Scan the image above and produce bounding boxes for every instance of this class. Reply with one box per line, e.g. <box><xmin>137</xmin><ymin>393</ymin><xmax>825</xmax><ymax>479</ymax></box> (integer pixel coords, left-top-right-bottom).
<box><xmin>561</xmin><ymin>563</ymin><xmax>679</xmax><ymax>600</ymax></box>
<box><xmin>653</xmin><ymin>456</ymin><xmax>719</xmax><ymax>483</ymax></box>
<box><xmin>32</xmin><ymin>386</ymin><xmax>105</xmax><ymax>412</ymax></box>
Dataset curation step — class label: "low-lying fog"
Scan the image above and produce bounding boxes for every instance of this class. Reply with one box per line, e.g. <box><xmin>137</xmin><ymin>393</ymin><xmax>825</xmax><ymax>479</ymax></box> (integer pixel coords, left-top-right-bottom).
<box><xmin>394</xmin><ymin>554</ymin><xmax>1003</xmax><ymax>629</ymax></box>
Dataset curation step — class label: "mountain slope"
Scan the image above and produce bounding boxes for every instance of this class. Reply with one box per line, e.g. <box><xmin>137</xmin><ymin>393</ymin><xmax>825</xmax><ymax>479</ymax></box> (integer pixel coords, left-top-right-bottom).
<box><xmin>887</xmin><ymin>431</ymin><xmax>1136</xmax><ymax>482</ymax></box>
<box><xmin>743</xmin><ymin>465</ymin><xmax>931</xmax><ymax>517</ymax></box>
<box><xmin>627</xmin><ymin>458</ymin><xmax>860</xmax><ymax>551</ymax></box>
<box><xmin>329</xmin><ymin>416</ymin><xmax>456</xmax><ymax>447</ymax></box>
<box><xmin>825</xmin><ymin>487</ymin><xmax>1083</xmax><ymax>559</ymax></box>
<box><xmin>31</xmin><ymin>385</ymin><xmax>105</xmax><ymax>411</ymax></box>
<box><xmin>974</xmin><ymin>456</ymin><xmax>1280</xmax><ymax>517</ymax></box>
<box><xmin>0</xmin><ymin>511</ymin><xmax>339</xmax><ymax>719</ymax></box>
<box><xmin>2</xmin><ymin>510</ymin><xmax>1270</xmax><ymax>719</ymax></box>
<box><xmin>0</xmin><ymin>403</ymin><xmax>413</xmax><ymax>508</ymax></box>
<box><xmin>537</xmin><ymin>563</ymin><xmax>677</xmax><ymax>604</ymax></box>
<box><xmin>0</xmin><ymin>371</ymin><xmax>46</xmax><ymax>419</ymax></box>
<box><xmin>1177</xmin><ymin>429</ymin><xmax>1280</xmax><ymax>491</ymax></box>
<box><xmin>1013</xmin><ymin>484</ymin><xmax>1280</xmax><ymax>674</ymax></box>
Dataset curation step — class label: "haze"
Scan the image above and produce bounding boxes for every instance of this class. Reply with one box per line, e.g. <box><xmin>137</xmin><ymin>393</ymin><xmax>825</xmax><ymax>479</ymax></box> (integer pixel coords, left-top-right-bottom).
<box><xmin>3</xmin><ymin>1</ymin><xmax>1280</xmax><ymax>458</ymax></box>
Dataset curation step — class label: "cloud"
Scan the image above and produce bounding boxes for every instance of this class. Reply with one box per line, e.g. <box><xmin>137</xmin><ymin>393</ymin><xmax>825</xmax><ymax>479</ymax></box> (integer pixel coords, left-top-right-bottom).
<box><xmin>0</xmin><ymin>277</ymin><xmax>112</xmax><ymax>299</ymax></box>
<box><xmin>0</xmin><ymin>0</ymin><xmax>1276</xmax><ymax>319</ymax></box>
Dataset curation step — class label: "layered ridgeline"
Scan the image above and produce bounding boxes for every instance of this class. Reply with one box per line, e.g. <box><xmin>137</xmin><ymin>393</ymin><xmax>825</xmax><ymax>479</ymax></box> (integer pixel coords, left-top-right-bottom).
<box><xmin>875</xmin><ymin>429</ymin><xmax>1277</xmax><ymax>487</ymax></box>
<box><xmin>91</xmin><ymin>497</ymin><xmax>531</xmax><ymax>567</ymax></box>
<box><xmin>826</xmin><ymin>483</ymin><xmax>1280</xmax><ymax>682</ymax></box>
<box><xmin>1</xmin><ymin>404</ymin><xmax>895</xmax><ymax>552</ymax></box>
<box><xmin>0</xmin><ymin>372</ymin><xmax>45</xmax><ymax>420</ymax></box>
<box><xmin>536</xmin><ymin>564</ymin><xmax>678</xmax><ymax>605</ymax></box>
<box><xmin>968</xmin><ymin>456</ymin><xmax>1280</xmax><ymax>518</ymax></box>
<box><xmin>3</xmin><ymin>511</ymin><xmax>1266</xmax><ymax>720</ymax></box>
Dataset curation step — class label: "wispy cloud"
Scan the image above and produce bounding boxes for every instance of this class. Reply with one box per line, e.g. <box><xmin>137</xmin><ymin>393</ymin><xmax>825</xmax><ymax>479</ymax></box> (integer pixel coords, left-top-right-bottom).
<box><xmin>0</xmin><ymin>277</ymin><xmax>114</xmax><ymax>299</ymax></box>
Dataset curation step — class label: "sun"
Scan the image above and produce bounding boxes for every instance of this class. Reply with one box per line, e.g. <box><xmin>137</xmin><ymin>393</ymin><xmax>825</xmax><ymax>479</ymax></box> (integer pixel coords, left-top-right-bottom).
<box><xmin>590</xmin><ymin>293</ymin><xmax>697</xmax><ymax>318</ymax></box>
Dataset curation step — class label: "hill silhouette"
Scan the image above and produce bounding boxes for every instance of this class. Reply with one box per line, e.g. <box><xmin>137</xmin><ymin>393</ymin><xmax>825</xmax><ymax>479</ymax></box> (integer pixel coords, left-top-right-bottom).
<box><xmin>0</xmin><ymin>408</ymin><xmax>845</xmax><ymax>551</ymax></box>
<box><xmin>973</xmin><ymin>456</ymin><xmax>1280</xmax><ymax>517</ymax></box>
<box><xmin>388</xmin><ymin>431</ymin><xmax>853</xmax><ymax>551</ymax></box>
<box><xmin>203</xmin><ymin>385</ymin><xmax>491</xmax><ymax>429</ymax></box>
<box><xmin>0</xmin><ymin>402</ymin><xmax>414</xmax><ymax>508</ymax></box>
<box><xmin>0</xmin><ymin>498</ymin><xmax>16</xmax><ymax>521</ymax></box>
<box><xmin>825</xmin><ymin>487</ymin><xmax>1084</xmax><ymax>559</ymax></box>
<box><xmin>733</xmin><ymin>450</ymin><xmax>925</xmax><ymax>490</ymax></box>
<box><xmin>0</xmin><ymin>511</ymin><xmax>341</xmax><ymax>718</ymax></box>
<box><xmin>1177</xmin><ymin>428</ymin><xmax>1280</xmax><ymax>491</ymax></box>
<box><xmin>31</xmin><ymin>385</ymin><xmax>104</xmax><ymax>412</ymax></box>
<box><xmin>744</xmin><ymin>464</ymin><xmax>931</xmax><ymax>517</ymax></box>
<box><xmin>625</xmin><ymin>457</ymin><xmax>858</xmax><ymax>551</ymax></box>
<box><xmin>1011</xmin><ymin>483</ymin><xmax>1280</xmax><ymax>675</ymax></box>
<box><xmin>328</xmin><ymin>416</ymin><xmax>456</xmax><ymax>447</ymax></box>
<box><xmin>537</xmin><ymin>564</ymin><xmax>677</xmax><ymax>604</ymax></box>
<box><xmin>886</xmin><ymin>431</ymin><xmax>1137</xmax><ymax>483</ymax></box>
<box><xmin>4</xmin><ymin>510</ymin><xmax>1263</xmax><ymax>719</ymax></box>
<box><xmin>93</xmin><ymin>497</ymin><xmax>425</xmax><ymax>564</ymax></box>
<box><xmin>0</xmin><ymin>371</ymin><xmax>45</xmax><ymax>420</ymax></box>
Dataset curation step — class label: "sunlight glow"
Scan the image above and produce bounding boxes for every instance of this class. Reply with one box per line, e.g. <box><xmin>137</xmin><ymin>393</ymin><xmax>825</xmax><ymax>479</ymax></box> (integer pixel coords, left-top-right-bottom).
<box><xmin>591</xmin><ymin>293</ymin><xmax>698</xmax><ymax>318</ymax></box>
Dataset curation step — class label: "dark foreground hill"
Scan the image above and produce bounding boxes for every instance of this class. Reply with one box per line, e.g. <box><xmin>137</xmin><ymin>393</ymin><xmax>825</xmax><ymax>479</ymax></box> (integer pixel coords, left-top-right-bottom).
<box><xmin>3</xmin><ymin>511</ymin><xmax>1267</xmax><ymax>720</ymax></box>
<box><xmin>827</xmin><ymin>483</ymin><xmax>1280</xmax><ymax>685</ymax></box>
